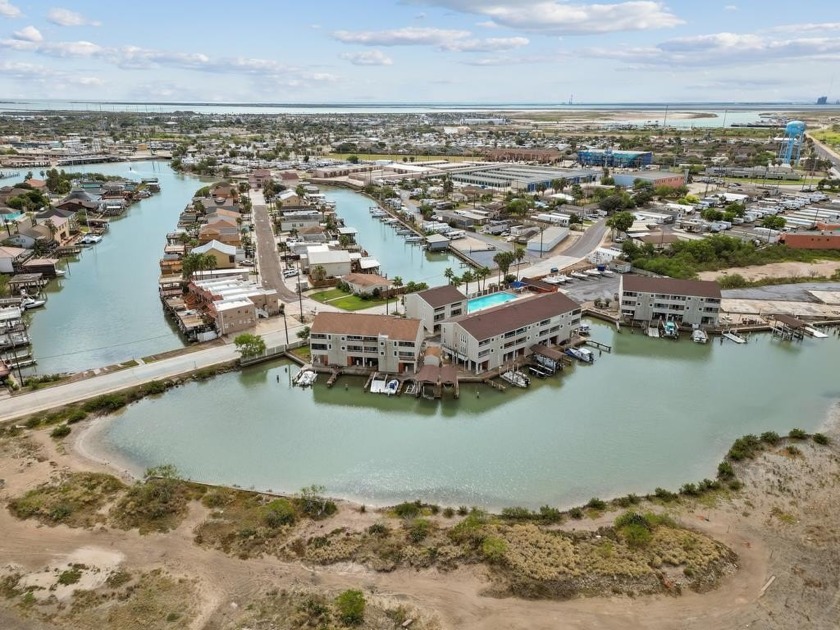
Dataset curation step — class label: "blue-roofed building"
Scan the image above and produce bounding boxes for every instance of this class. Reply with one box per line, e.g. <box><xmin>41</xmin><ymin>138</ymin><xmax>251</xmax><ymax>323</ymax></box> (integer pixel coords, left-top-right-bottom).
<box><xmin>578</xmin><ymin>149</ymin><xmax>653</xmax><ymax>168</ymax></box>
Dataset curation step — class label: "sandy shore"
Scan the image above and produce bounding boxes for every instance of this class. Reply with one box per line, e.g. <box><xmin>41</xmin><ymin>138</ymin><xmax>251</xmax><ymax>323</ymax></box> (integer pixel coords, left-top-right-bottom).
<box><xmin>699</xmin><ymin>260</ymin><xmax>840</xmax><ymax>282</ymax></box>
<box><xmin>73</xmin><ymin>416</ymin><xmax>144</xmax><ymax>483</ymax></box>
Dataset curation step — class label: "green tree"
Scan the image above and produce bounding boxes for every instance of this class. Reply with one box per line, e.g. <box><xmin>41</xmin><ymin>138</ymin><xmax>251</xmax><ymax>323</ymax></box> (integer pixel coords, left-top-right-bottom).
<box><xmin>443</xmin><ymin>267</ymin><xmax>455</xmax><ymax>285</ymax></box>
<box><xmin>347</xmin><ymin>155</ymin><xmax>360</xmax><ymax>164</ymax></box>
<box><xmin>461</xmin><ymin>269</ymin><xmax>474</xmax><ymax>294</ymax></box>
<box><xmin>762</xmin><ymin>215</ymin><xmax>786</xmax><ymax>230</ymax></box>
<box><xmin>297</xmin><ymin>326</ymin><xmax>311</xmax><ymax>341</ymax></box>
<box><xmin>599</xmin><ymin>194</ymin><xmax>626</xmax><ymax>214</ymax></box>
<box><xmin>493</xmin><ymin>251</ymin><xmax>514</xmax><ymax>285</ymax></box>
<box><xmin>606</xmin><ymin>211</ymin><xmax>635</xmax><ymax>237</ymax></box>
<box><xmin>233</xmin><ymin>333</ymin><xmax>266</xmax><ymax>359</ymax></box>
<box><xmin>335</xmin><ymin>590</ymin><xmax>365</xmax><ymax>625</ymax></box>
<box><xmin>513</xmin><ymin>246</ymin><xmax>526</xmax><ymax>280</ymax></box>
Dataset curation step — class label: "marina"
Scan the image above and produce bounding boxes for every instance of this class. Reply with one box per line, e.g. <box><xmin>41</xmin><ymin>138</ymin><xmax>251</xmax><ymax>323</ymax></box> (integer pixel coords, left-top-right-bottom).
<box><xmin>91</xmin><ymin>320</ymin><xmax>840</xmax><ymax>509</ymax></box>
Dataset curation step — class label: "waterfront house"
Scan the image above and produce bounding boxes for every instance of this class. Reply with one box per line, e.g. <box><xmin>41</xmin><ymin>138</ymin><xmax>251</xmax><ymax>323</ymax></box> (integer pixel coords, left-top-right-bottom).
<box><xmin>405</xmin><ymin>285</ymin><xmax>467</xmax><ymax>334</ymax></box>
<box><xmin>248</xmin><ymin>168</ymin><xmax>272</xmax><ymax>189</ymax></box>
<box><xmin>0</xmin><ymin>246</ymin><xmax>31</xmax><ymax>274</ymax></box>
<box><xmin>280</xmin><ymin>210</ymin><xmax>320</xmax><ymax>232</ymax></box>
<box><xmin>342</xmin><ymin>272</ymin><xmax>390</xmax><ymax>297</ymax></box>
<box><xmin>55</xmin><ymin>190</ymin><xmax>101</xmax><ymax>214</ymax></box>
<box><xmin>191</xmin><ymin>240</ymin><xmax>237</xmax><ymax>269</ymax></box>
<box><xmin>619</xmin><ymin>275</ymin><xmax>721</xmax><ymax>327</ymax></box>
<box><xmin>21</xmin><ymin>257</ymin><xmax>61</xmax><ymax>279</ymax></box>
<box><xmin>310</xmin><ymin>312</ymin><xmax>424</xmax><ymax>374</ymax></box>
<box><xmin>188</xmin><ymin>277</ymin><xmax>279</xmax><ymax>334</ymax></box>
<box><xmin>440</xmin><ymin>292</ymin><xmax>581</xmax><ymax>374</ymax></box>
<box><xmin>276</xmin><ymin>189</ymin><xmax>302</xmax><ymax>207</ymax></box>
<box><xmin>198</xmin><ymin>218</ymin><xmax>240</xmax><ymax>246</ymax></box>
<box><xmin>425</xmin><ymin>233</ymin><xmax>450</xmax><ymax>252</ymax></box>
<box><xmin>305</xmin><ymin>247</ymin><xmax>351</xmax><ymax>278</ymax></box>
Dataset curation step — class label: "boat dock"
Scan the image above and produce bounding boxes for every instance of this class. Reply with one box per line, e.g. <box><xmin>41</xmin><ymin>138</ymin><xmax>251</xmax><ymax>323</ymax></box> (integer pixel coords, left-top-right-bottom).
<box><xmin>722</xmin><ymin>331</ymin><xmax>747</xmax><ymax>344</ymax></box>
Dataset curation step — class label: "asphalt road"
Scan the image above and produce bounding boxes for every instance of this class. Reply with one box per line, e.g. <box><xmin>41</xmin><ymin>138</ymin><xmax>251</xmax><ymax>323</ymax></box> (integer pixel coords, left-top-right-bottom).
<box><xmin>250</xmin><ymin>190</ymin><xmax>298</xmax><ymax>302</ymax></box>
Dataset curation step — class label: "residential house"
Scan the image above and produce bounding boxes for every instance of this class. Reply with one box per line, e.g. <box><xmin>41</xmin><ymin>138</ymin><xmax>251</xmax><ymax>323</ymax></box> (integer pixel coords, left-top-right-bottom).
<box><xmin>280</xmin><ymin>210</ymin><xmax>321</xmax><ymax>232</ymax></box>
<box><xmin>440</xmin><ymin>292</ymin><xmax>581</xmax><ymax>373</ymax></box>
<box><xmin>306</xmin><ymin>247</ymin><xmax>352</xmax><ymax>278</ymax></box>
<box><xmin>619</xmin><ymin>275</ymin><xmax>721</xmax><ymax>327</ymax></box>
<box><xmin>342</xmin><ymin>272</ymin><xmax>390</xmax><ymax>296</ymax></box>
<box><xmin>276</xmin><ymin>189</ymin><xmax>302</xmax><ymax>207</ymax></box>
<box><xmin>191</xmin><ymin>239</ymin><xmax>237</xmax><ymax>269</ymax></box>
<box><xmin>248</xmin><ymin>169</ymin><xmax>272</xmax><ymax>189</ymax></box>
<box><xmin>405</xmin><ymin>285</ymin><xmax>467</xmax><ymax>334</ymax></box>
<box><xmin>310</xmin><ymin>312</ymin><xmax>424</xmax><ymax>373</ymax></box>
<box><xmin>198</xmin><ymin>217</ymin><xmax>241</xmax><ymax>246</ymax></box>
<box><xmin>0</xmin><ymin>246</ymin><xmax>31</xmax><ymax>273</ymax></box>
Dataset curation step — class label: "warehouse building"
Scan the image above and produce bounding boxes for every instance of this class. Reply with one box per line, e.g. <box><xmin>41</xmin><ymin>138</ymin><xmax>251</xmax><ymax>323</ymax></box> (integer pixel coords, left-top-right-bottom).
<box><xmin>577</xmin><ymin>149</ymin><xmax>653</xmax><ymax>168</ymax></box>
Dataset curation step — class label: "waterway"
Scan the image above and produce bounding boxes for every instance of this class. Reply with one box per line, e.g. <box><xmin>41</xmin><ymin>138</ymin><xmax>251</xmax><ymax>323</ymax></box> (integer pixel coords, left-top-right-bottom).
<box><xmin>6</xmin><ymin>161</ymin><xmax>200</xmax><ymax>374</ymax></box>
<box><xmin>92</xmin><ymin>321</ymin><xmax>840</xmax><ymax>510</ymax></box>
<box><xmin>324</xmin><ymin>187</ymin><xmax>462</xmax><ymax>287</ymax></box>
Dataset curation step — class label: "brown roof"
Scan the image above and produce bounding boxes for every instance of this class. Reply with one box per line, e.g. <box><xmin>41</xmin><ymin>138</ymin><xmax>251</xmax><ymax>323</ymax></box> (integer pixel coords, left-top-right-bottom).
<box><xmin>343</xmin><ymin>273</ymin><xmax>390</xmax><ymax>287</ymax></box>
<box><xmin>453</xmin><ymin>292</ymin><xmax>580</xmax><ymax>341</ymax></box>
<box><xmin>773</xmin><ymin>314</ymin><xmax>806</xmax><ymax>329</ymax></box>
<box><xmin>311</xmin><ymin>312</ymin><xmax>421</xmax><ymax>341</ymax></box>
<box><xmin>621</xmin><ymin>275</ymin><xmax>721</xmax><ymax>299</ymax></box>
<box><xmin>416</xmin><ymin>285</ymin><xmax>466</xmax><ymax>308</ymax></box>
<box><xmin>530</xmin><ymin>344</ymin><xmax>565</xmax><ymax>361</ymax></box>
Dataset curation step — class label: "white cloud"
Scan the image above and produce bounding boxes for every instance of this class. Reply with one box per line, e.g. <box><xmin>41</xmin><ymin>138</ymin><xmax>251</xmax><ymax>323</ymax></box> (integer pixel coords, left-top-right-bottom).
<box><xmin>587</xmin><ymin>31</ymin><xmax>840</xmax><ymax>67</ymax></box>
<box><xmin>724</xmin><ymin>5</ymin><xmax>738</xmax><ymax>11</ymax></box>
<box><xmin>12</xmin><ymin>25</ymin><xmax>42</xmax><ymax>42</ymax></box>
<box><xmin>409</xmin><ymin>0</ymin><xmax>683</xmax><ymax>35</ymax></box>
<box><xmin>340</xmin><ymin>50</ymin><xmax>394</xmax><ymax>66</ymax></box>
<box><xmin>47</xmin><ymin>8</ymin><xmax>101</xmax><ymax>27</ymax></box>
<box><xmin>333</xmin><ymin>27</ymin><xmax>471</xmax><ymax>46</ymax></box>
<box><xmin>441</xmin><ymin>36</ymin><xmax>529</xmax><ymax>52</ymax></box>
<box><xmin>0</xmin><ymin>0</ymin><xmax>22</xmax><ymax>18</ymax></box>
<box><xmin>460</xmin><ymin>53</ymin><xmax>559</xmax><ymax>66</ymax></box>
<box><xmin>768</xmin><ymin>22</ymin><xmax>840</xmax><ymax>33</ymax></box>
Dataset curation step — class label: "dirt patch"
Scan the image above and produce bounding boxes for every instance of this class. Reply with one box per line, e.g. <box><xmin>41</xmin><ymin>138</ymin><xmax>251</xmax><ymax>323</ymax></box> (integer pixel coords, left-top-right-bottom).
<box><xmin>700</xmin><ymin>260</ymin><xmax>840</xmax><ymax>282</ymax></box>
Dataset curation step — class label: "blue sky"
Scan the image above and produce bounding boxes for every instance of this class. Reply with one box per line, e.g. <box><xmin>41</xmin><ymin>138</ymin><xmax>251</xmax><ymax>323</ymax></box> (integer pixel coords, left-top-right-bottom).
<box><xmin>0</xmin><ymin>1</ymin><xmax>837</xmax><ymax>103</ymax></box>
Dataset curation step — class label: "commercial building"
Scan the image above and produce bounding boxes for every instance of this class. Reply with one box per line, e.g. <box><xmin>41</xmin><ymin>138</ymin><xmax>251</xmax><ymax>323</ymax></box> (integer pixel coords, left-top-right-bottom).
<box><xmin>310</xmin><ymin>312</ymin><xmax>424</xmax><ymax>374</ymax></box>
<box><xmin>527</xmin><ymin>226</ymin><xmax>569</xmax><ymax>253</ymax></box>
<box><xmin>425</xmin><ymin>233</ymin><xmax>450</xmax><ymax>252</ymax></box>
<box><xmin>613</xmin><ymin>171</ymin><xmax>686</xmax><ymax>189</ymax></box>
<box><xmin>578</xmin><ymin>149</ymin><xmax>653</xmax><ymax>168</ymax></box>
<box><xmin>780</xmin><ymin>232</ymin><xmax>840</xmax><ymax>249</ymax></box>
<box><xmin>405</xmin><ymin>285</ymin><xmax>467</xmax><ymax>334</ymax></box>
<box><xmin>619</xmin><ymin>275</ymin><xmax>721</xmax><ymax>327</ymax></box>
<box><xmin>447</xmin><ymin>164</ymin><xmax>599</xmax><ymax>192</ymax></box>
<box><xmin>441</xmin><ymin>292</ymin><xmax>581</xmax><ymax>374</ymax></box>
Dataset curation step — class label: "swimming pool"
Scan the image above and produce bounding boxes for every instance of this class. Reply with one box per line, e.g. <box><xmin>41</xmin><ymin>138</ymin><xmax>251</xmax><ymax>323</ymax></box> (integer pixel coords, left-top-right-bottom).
<box><xmin>467</xmin><ymin>291</ymin><xmax>518</xmax><ymax>313</ymax></box>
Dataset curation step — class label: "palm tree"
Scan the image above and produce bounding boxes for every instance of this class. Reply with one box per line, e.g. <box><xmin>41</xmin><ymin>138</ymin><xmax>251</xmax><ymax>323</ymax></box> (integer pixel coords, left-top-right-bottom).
<box><xmin>461</xmin><ymin>270</ymin><xmax>474</xmax><ymax>295</ymax></box>
<box><xmin>477</xmin><ymin>266</ymin><xmax>491</xmax><ymax>291</ymax></box>
<box><xmin>493</xmin><ymin>252</ymin><xmax>511</xmax><ymax>286</ymax></box>
<box><xmin>444</xmin><ymin>267</ymin><xmax>455</xmax><ymax>285</ymax></box>
<box><xmin>514</xmin><ymin>246</ymin><xmax>526</xmax><ymax>280</ymax></box>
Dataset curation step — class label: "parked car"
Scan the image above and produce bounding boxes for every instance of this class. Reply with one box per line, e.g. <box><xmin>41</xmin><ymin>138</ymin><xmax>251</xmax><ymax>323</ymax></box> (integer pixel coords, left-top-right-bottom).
<box><xmin>283</xmin><ymin>269</ymin><xmax>299</xmax><ymax>278</ymax></box>
<box><xmin>240</xmin><ymin>259</ymin><xmax>255</xmax><ymax>267</ymax></box>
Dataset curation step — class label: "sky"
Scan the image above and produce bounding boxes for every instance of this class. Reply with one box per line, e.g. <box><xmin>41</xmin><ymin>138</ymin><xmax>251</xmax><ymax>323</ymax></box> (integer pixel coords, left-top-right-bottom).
<box><xmin>0</xmin><ymin>0</ymin><xmax>837</xmax><ymax>103</ymax></box>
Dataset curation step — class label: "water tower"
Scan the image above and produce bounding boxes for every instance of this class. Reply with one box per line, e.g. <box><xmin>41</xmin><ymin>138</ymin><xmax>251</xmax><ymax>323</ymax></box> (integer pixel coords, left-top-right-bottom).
<box><xmin>778</xmin><ymin>120</ymin><xmax>806</xmax><ymax>165</ymax></box>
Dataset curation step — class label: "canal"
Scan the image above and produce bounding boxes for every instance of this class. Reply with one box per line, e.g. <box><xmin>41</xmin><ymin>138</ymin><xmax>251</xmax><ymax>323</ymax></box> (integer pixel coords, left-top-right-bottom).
<box><xmin>324</xmin><ymin>187</ymin><xmax>464</xmax><ymax>287</ymax></box>
<box><xmin>90</xmin><ymin>321</ymin><xmax>840</xmax><ymax>510</ymax></box>
<box><xmin>6</xmin><ymin>161</ymin><xmax>201</xmax><ymax>374</ymax></box>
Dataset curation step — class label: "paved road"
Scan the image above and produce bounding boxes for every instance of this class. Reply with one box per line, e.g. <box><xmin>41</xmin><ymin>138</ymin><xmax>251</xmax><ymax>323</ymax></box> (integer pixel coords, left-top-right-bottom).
<box><xmin>518</xmin><ymin>219</ymin><xmax>608</xmax><ymax>277</ymax></box>
<box><xmin>250</xmin><ymin>190</ymin><xmax>298</xmax><ymax>302</ymax></box>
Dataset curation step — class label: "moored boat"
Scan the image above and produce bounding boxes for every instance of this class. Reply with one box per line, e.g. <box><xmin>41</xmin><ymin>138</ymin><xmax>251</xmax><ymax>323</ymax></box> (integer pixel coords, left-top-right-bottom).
<box><xmin>501</xmin><ymin>370</ymin><xmax>530</xmax><ymax>388</ymax></box>
<box><xmin>293</xmin><ymin>369</ymin><xmax>317</xmax><ymax>387</ymax></box>
<box><xmin>691</xmin><ymin>329</ymin><xmax>708</xmax><ymax>344</ymax></box>
<box><xmin>565</xmin><ymin>347</ymin><xmax>594</xmax><ymax>363</ymax></box>
<box><xmin>20</xmin><ymin>296</ymin><xmax>46</xmax><ymax>310</ymax></box>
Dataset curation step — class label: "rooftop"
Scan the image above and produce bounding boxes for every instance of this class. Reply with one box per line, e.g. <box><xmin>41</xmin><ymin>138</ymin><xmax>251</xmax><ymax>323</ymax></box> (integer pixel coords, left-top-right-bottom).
<box><xmin>311</xmin><ymin>312</ymin><xmax>422</xmax><ymax>341</ymax></box>
<box><xmin>622</xmin><ymin>275</ymin><xmax>721</xmax><ymax>299</ymax></box>
<box><xmin>453</xmin><ymin>291</ymin><xmax>580</xmax><ymax>341</ymax></box>
<box><xmin>415</xmin><ymin>284</ymin><xmax>467</xmax><ymax>308</ymax></box>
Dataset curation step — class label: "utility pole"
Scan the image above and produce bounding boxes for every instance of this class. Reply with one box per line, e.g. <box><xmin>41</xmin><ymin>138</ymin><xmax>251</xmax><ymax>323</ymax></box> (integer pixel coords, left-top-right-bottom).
<box><xmin>297</xmin><ymin>280</ymin><xmax>304</xmax><ymax>322</ymax></box>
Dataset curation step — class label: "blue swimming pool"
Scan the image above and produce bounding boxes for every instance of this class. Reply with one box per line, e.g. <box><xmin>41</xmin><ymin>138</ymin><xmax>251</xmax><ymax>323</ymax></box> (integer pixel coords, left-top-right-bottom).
<box><xmin>467</xmin><ymin>291</ymin><xmax>518</xmax><ymax>313</ymax></box>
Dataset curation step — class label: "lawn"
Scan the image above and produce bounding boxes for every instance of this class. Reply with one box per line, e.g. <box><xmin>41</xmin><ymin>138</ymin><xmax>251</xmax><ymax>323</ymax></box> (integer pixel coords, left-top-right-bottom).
<box><xmin>310</xmin><ymin>288</ymin><xmax>348</xmax><ymax>303</ymax></box>
<box><xmin>310</xmin><ymin>288</ymin><xmax>391</xmax><ymax>311</ymax></box>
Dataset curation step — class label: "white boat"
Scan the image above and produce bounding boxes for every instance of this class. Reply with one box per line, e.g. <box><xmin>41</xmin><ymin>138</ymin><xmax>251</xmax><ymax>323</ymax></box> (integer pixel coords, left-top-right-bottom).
<box><xmin>570</xmin><ymin>271</ymin><xmax>588</xmax><ymax>280</ymax></box>
<box><xmin>565</xmin><ymin>347</ymin><xmax>594</xmax><ymax>363</ymax></box>
<box><xmin>405</xmin><ymin>235</ymin><xmax>424</xmax><ymax>243</ymax></box>
<box><xmin>54</xmin><ymin>269</ymin><xmax>66</xmax><ymax>277</ymax></box>
<box><xmin>293</xmin><ymin>369</ymin><xmax>317</xmax><ymax>387</ymax></box>
<box><xmin>80</xmin><ymin>234</ymin><xmax>103</xmax><ymax>245</ymax></box>
<box><xmin>501</xmin><ymin>370</ymin><xmax>530</xmax><ymax>388</ymax></box>
<box><xmin>722</xmin><ymin>331</ymin><xmax>747</xmax><ymax>344</ymax></box>
<box><xmin>385</xmin><ymin>379</ymin><xmax>399</xmax><ymax>396</ymax></box>
<box><xmin>691</xmin><ymin>329</ymin><xmax>709</xmax><ymax>344</ymax></box>
<box><xmin>662</xmin><ymin>321</ymin><xmax>679</xmax><ymax>338</ymax></box>
<box><xmin>20</xmin><ymin>297</ymin><xmax>46</xmax><ymax>310</ymax></box>
<box><xmin>804</xmin><ymin>326</ymin><xmax>828</xmax><ymax>339</ymax></box>
<box><xmin>585</xmin><ymin>269</ymin><xmax>602</xmax><ymax>277</ymax></box>
<box><xmin>600</xmin><ymin>269</ymin><xmax>614</xmax><ymax>276</ymax></box>
<box><xmin>576</xmin><ymin>323</ymin><xmax>591</xmax><ymax>336</ymax></box>
<box><xmin>543</xmin><ymin>274</ymin><xmax>568</xmax><ymax>285</ymax></box>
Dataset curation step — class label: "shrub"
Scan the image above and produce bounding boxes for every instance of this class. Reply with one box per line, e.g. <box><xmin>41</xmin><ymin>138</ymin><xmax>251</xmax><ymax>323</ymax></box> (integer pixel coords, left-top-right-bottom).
<box><xmin>457</xmin><ymin>505</ymin><xmax>469</xmax><ymax>516</ymax></box>
<box><xmin>393</xmin><ymin>501</ymin><xmax>421</xmax><ymax>520</ymax></box>
<box><xmin>680</xmin><ymin>483</ymin><xmax>699</xmax><ymax>496</ymax></box>
<box><xmin>407</xmin><ymin>518</ymin><xmax>431</xmax><ymax>543</ymax></box>
<box><xmin>57</xmin><ymin>567</ymin><xmax>82</xmax><ymax>586</ymax></box>
<box><xmin>481</xmin><ymin>536</ymin><xmax>508</xmax><ymax>563</ymax></box>
<box><xmin>717</xmin><ymin>461</ymin><xmax>735</xmax><ymax>479</ymax></box>
<box><xmin>65</xmin><ymin>409</ymin><xmax>88</xmax><ymax>424</ymax></box>
<box><xmin>50</xmin><ymin>424</ymin><xmax>71</xmax><ymax>439</ymax></box>
<box><xmin>569</xmin><ymin>507</ymin><xmax>584</xmax><ymax>519</ymax></box>
<box><xmin>785</xmin><ymin>445</ymin><xmax>802</xmax><ymax>457</ymax></box>
<box><xmin>335</xmin><ymin>589</ymin><xmax>365</xmax><ymax>625</ymax></box>
<box><xmin>760</xmin><ymin>431</ymin><xmax>780</xmax><ymax>445</ymax></box>
<box><xmin>788</xmin><ymin>428</ymin><xmax>808</xmax><ymax>440</ymax></box>
<box><xmin>813</xmin><ymin>433</ymin><xmax>830</xmax><ymax>445</ymax></box>
<box><xmin>141</xmin><ymin>380</ymin><xmax>167</xmax><ymax>395</ymax></box>
<box><xmin>538</xmin><ymin>505</ymin><xmax>562</xmax><ymax>523</ymax></box>
<box><xmin>586</xmin><ymin>497</ymin><xmax>607</xmax><ymax>511</ymax></box>
<box><xmin>728</xmin><ymin>479</ymin><xmax>743</xmax><ymax>491</ymax></box>
<box><xmin>501</xmin><ymin>506</ymin><xmax>532</xmax><ymax>520</ymax></box>
<box><xmin>727</xmin><ymin>434</ymin><xmax>762</xmax><ymax>461</ymax></box>
<box><xmin>82</xmin><ymin>394</ymin><xmax>128</xmax><ymax>414</ymax></box>
<box><xmin>621</xmin><ymin>522</ymin><xmax>653</xmax><ymax>548</ymax></box>
<box><xmin>367</xmin><ymin>522</ymin><xmax>388</xmax><ymax>537</ymax></box>
<box><xmin>653</xmin><ymin>487</ymin><xmax>677</xmax><ymax>502</ymax></box>
<box><xmin>443</xmin><ymin>507</ymin><xmax>455</xmax><ymax>518</ymax></box>
<box><xmin>261</xmin><ymin>499</ymin><xmax>297</xmax><ymax>528</ymax></box>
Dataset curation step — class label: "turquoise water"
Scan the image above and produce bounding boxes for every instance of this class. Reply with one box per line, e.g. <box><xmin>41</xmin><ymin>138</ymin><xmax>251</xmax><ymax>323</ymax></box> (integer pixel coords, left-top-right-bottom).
<box><xmin>97</xmin><ymin>321</ymin><xmax>840</xmax><ymax>510</ymax></box>
<box><xmin>467</xmin><ymin>292</ymin><xmax>518</xmax><ymax>313</ymax></box>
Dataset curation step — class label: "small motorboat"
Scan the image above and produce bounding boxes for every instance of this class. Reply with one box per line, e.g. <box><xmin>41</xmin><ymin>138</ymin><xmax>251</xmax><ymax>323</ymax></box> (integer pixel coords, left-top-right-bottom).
<box><xmin>80</xmin><ymin>234</ymin><xmax>103</xmax><ymax>245</ymax></box>
<box><xmin>663</xmin><ymin>321</ymin><xmax>679</xmax><ymax>338</ymax></box>
<box><xmin>500</xmin><ymin>370</ymin><xmax>531</xmax><ymax>388</ymax></box>
<box><xmin>570</xmin><ymin>271</ymin><xmax>588</xmax><ymax>280</ymax></box>
<box><xmin>576</xmin><ymin>323</ymin><xmax>591</xmax><ymax>336</ymax></box>
<box><xmin>565</xmin><ymin>347</ymin><xmax>594</xmax><ymax>363</ymax></box>
<box><xmin>293</xmin><ymin>369</ymin><xmax>317</xmax><ymax>387</ymax></box>
<box><xmin>20</xmin><ymin>296</ymin><xmax>46</xmax><ymax>310</ymax></box>
<box><xmin>385</xmin><ymin>379</ymin><xmax>399</xmax><ymax>396</ymax></box>
<box><xmin>691</xmin><ymin>329</ymin><xmax>708</xmax><ymax>344</ymax></box>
